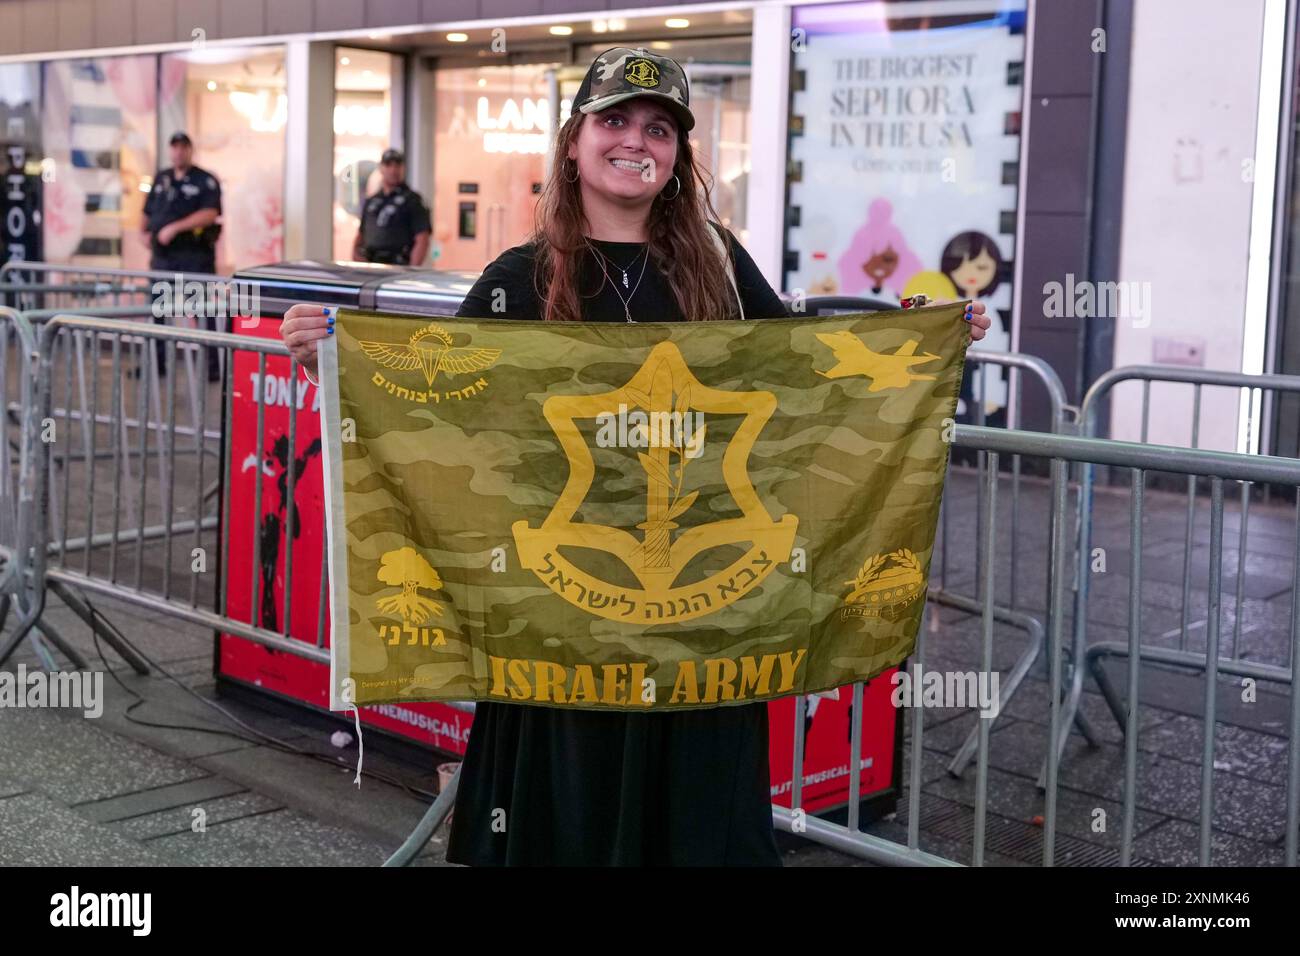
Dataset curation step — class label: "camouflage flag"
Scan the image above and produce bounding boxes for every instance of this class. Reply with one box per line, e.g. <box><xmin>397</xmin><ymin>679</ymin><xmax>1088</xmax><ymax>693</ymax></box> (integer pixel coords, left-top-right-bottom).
<box><xmin>320</xmin><ymin>304</ymin><xmax>970</xmax><ymax>711</ymax></box>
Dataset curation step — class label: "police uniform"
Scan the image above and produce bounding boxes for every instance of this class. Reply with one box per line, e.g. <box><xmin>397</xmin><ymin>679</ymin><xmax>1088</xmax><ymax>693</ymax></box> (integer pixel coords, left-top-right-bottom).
<box><xmin>143</xmin><ymin>164</ymin><xmax>223</xmax><ymax>273</ymax></box>
<box><xmin>359</xmin><ymin>183</ymin><xmax>431</xmax><ymax>265</ymax></box>
<box><xmin>144</xmin><ymin>163</ymin><xmax>223</xmax><ymax>378</ymax></box>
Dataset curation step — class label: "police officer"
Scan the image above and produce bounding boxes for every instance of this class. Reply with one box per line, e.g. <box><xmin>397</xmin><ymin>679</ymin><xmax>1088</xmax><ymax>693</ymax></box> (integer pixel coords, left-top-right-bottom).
<box><xmin>354</xmin><ymin>148</ymin><xmax>431</xmax><ymax>265</ymax></box>
<box><xmin>144</xmin><ymin>132</ymin><xmax>222</xmax><ymax>275</ymax></box>
<box><xmin>142</xmin><ymin>131</ymin><xmax>223</xmax><ymax>378</ymax></box>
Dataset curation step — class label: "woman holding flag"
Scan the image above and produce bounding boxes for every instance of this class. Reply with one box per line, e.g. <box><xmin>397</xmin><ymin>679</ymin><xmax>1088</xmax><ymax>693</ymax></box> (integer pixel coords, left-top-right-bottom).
<box><xmin>281</xmin><ymin>46</ymin><xmax>989</xmax><ymax>866</ymax></box>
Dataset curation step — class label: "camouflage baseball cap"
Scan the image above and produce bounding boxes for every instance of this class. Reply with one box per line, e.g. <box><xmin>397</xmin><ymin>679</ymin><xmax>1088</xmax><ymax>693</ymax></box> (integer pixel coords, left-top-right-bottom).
<box><xmin>573</xmin><ymin>47</ymin><xmax>695</xmax><ymax>131</ymax></box>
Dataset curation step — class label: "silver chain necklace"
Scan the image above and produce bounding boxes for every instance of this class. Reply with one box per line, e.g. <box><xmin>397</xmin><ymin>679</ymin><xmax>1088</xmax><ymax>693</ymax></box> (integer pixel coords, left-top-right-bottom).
<box><xmin>589</xmin><ymin>241</ymin><xmax>647</xmax><ymax>288</ymax></box>
<box><xmin>586</xmin><ymin>240</ymin><xmax>649</xmax><ymax>323</ymax></box>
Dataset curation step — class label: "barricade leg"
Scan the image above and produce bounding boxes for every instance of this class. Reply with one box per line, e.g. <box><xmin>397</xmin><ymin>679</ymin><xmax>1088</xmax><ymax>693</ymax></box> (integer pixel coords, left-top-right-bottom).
<box><xmin>46</xmin><ymin>577</ymin><xmax>149</xmax><ymax>674</ymax></box>
<box><xmin>936</xmin><ymin>590</ymin><xmax>1042</xmax><ymax>777</ymax></box>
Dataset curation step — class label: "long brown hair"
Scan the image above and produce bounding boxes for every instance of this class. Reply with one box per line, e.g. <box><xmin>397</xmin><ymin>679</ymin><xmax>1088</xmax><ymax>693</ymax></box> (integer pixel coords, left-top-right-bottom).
<box><xmin>530</xmin><ymin>112</ymin><xmax>738</xmax><ymax>323</ymax></box>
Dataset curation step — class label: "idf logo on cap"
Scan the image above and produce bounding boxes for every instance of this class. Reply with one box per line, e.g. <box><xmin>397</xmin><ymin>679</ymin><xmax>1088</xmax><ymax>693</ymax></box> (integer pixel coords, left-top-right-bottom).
<box><xmin>574</xmin><ymin>47</ymin><xmax>695</xmax><ymax>131</ymax></box>
<box><xmin>624</xmin><ymin>56</ymin><xmax>660</xmax><ymax>88</ymax></box>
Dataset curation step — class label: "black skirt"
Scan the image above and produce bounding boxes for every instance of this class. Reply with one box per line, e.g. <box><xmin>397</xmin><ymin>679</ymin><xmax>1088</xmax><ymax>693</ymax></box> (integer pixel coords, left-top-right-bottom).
<box><xmin>445</xmin><ymin>701</ymin><xmax>782</xmax><ymax>866</ymax></box>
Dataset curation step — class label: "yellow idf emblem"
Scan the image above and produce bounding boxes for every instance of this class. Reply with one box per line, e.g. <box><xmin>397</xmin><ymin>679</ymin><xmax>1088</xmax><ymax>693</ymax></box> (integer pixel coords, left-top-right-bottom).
<box><xmin>814</xmin><ymin>331</ymin><xmax>940</xmax><ymax>391</ymax></box>
<box><xmin>375</xmin><ymin>547</ymin><xmax>444</xmax><ymax>623</ymax></box>
<box><xmin>841</xmin><ymin>548</ymin><xmax>925</xmax><ymax>622</ymax></box>
<box><xmin>513</xmin><ymin>342</ymin><xmax>797</xmax><ymax>624</ymax></box>
<box><xmin>374</xmin><ymin>547</ymin><xmax>448</xmax><ymax>647</ymax></box>
<box><xmin>360</xmin><ymin>323</ymin><xmax>501</xmax><ymax>388</ymax></box>
<box><xmin>624</xmin><ymin>58</ymin><xmax>660</xmax><ymax>88</ymax></box>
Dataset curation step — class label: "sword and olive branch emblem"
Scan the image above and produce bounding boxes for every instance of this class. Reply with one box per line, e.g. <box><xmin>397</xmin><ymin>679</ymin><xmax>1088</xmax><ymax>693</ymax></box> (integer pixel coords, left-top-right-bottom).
<box><xmin>360</xmin><ymin>323</ymin><xmax>501</xmax><ymax>387</ymax></box>
<box><xmin>512</xmin><ymin>341</ymin><xmax>797</xmax><ymax>624</ymax></box>
<box><xmin>624</xmin><ymin>361</ymin><xmax>705</xmax><ymax>569</ymax></box>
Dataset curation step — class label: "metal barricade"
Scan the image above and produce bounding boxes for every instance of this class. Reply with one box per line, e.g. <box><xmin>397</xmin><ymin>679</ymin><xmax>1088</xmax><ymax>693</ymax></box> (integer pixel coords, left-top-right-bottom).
<box><xmin>1059</xmin><ymin>366</ymin><xmax>1300</xmax><ymax>778</ymax></box>
<box><xmin>0</xmin><ymin>314</ymin><xmax>325</xmax><ymax>673</ymax></box>
<box><xmin>8</xmin><ymin>311</ymin><xmax>1297</xmax><ymax>868</ymax></box>
<box><xmin>929</xmin><ymin>350</ymin><xmax>1079</xmax><ymax>777</ymax></box>
<box><xmin>775</xmin><ymin>423</ymin><xmax>1300</xmax><ymax>867</ymax></box>
<box><xmin>0</xmin><ymin>260</ymin><xmax>224</xmax><ymax>314</ymax></box>
<box><xmin>803</xmin><ymin>295</ymin><xmax>1078</xmax><ymax>778</ymax></box>
<box><xmin>9</xmin><ymin>267</ymin><xmax>250</xmax><ymax>553</ymax></box>
<box><xmin>0</xmin><ymin>307</ymin><xmax>39</xmax><ymax>646</ymax></box>
<box><xmin>17</xmin><ymin>304</ymin><xmax>229</xmax><ymax>553</ymax></box>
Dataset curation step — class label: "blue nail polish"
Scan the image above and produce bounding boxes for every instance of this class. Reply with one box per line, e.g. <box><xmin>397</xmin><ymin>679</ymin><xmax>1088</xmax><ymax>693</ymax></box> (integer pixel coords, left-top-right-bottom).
<box><xmin>328</xmin><ymin>327</ymin><xmax>334</xmax><ymax>335</ymax></box>
<box><xmin>964</xmin><ymin>314</ymin><xmax>972</xmax><ymax>321</ymax></box>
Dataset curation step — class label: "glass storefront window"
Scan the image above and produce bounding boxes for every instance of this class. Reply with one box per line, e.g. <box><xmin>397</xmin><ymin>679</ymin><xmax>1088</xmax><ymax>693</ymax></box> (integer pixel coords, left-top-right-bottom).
<box><xmin>159</xmin><ymin>46</ymin><xmax>287</xmax><ymax>272</ymax></box>
<box><xmin>334</xmin><ymin>48</ymin><xmax>402</xmax><ymax>262</ymax></box>
<box><xmin>684</xmin><ymin>67</ymin><xmax>752</xmax><ymax>245</ymax></box>
<box><xmin>41</xmin><ymin>56</ymin><xmax>157</xmax><ymax>269</ymax></box>
<box><xmin>432</xmin><ymin>64</ymin><xmax>561</xmax><ymax>272</ymax></box>
<box><xmin>433</xmin><ymin>38</ymin><xmax>753</xmax><ymax>275</ymax></box>
<box><xmin>0</xmin><ymin>63</ymin><xmax>42</xmax><ymax>270</ymax></box>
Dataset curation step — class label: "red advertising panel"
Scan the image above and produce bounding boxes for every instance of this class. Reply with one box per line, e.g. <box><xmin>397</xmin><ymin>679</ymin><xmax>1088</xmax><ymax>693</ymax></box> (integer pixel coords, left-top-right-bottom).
<box><xmin>767</xmin><ymin>671</ymin><xmax>900</xmax><ymax>814</ymax></box>
<box><xmin>217</xmin><ymin>316</ymin><xmax>472</xmax><ymax>755</ymax></box>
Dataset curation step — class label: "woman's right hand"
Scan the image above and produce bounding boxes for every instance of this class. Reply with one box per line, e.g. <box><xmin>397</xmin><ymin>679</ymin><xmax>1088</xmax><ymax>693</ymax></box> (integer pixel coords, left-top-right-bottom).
<box><xmin>280</xmin><ymin>303</ymin><xmax>334</xmax><ymax>377</ymax></box>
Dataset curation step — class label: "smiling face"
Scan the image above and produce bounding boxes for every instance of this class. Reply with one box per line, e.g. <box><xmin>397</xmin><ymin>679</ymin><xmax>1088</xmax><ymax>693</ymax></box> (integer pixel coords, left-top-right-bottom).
<box><xmin>567</xmin><ymin>99</ymin><xmax>681</xmax><ymax>209</ymax></box>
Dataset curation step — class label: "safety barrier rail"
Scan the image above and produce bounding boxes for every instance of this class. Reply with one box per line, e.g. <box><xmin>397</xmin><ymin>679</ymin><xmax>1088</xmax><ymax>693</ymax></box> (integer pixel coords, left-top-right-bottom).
<box><xmin>3</xmin><ymin>304</ymin><xmax>1295</xmax><ymax>868</ymax></box>
<box><xmin>1059</xmin><ymin>366</ymin><xmax>1300</xmax><ymax>777</ymax></box>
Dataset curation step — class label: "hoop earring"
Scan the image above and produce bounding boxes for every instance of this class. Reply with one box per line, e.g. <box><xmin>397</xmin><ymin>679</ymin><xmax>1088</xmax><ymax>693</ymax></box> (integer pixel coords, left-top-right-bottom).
<box><xmin>563</xmin><ymin>160</ymin><xmax>579</xmax><ymax>184</ymax></box>
<box><xmin>661</xmin><ymin>174</ymin><xmax>681</xmax><ymax>200</ymax></box>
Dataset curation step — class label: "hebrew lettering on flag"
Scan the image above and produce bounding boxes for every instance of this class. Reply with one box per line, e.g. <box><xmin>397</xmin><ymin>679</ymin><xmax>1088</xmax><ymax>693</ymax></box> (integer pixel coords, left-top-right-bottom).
<box><xmin>320</xmin><ymin>304</ymin><xmax>969</xmax><ymax>711</ymax></box>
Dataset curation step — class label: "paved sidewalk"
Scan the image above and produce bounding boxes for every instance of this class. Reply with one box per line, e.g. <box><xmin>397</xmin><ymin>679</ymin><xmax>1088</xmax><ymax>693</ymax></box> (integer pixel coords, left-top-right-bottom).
<box><xmin>0</xmin><ymin>591</ymin><xmax>457</xmax><ymax>867</ymax></box>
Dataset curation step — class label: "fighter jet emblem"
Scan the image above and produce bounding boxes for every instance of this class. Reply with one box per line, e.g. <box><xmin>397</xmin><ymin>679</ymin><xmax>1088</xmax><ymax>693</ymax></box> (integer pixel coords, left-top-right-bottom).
<box><xmin>359</xmin><ymin>323</ymin><xmax>501</xmax><ymax>387</ymax></box>
<box><xmin>813</xmin><ymin>330</ymin><xmax>941</xmax><ymax>392</ymax></box>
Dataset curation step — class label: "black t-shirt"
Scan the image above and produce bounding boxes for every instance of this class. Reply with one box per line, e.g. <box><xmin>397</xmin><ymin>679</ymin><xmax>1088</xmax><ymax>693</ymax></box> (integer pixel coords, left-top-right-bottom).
<box><xmin>444</xmin><ymin>224</ymin><xmax>788</xmax><ymax>867</ymax></box>
<box><xmin>456</xmin><ymin>224</ymin><xmax>790</xmax><ymax>323</ymax></box>
<box><xmin>359</xmin><ymin>183</ymin><xmax>432</xmax><ymax>263</ymax></box>
<box><xmin>143</xmin><ymin>164</ymin><xmax>222</xmax><ymax>259</ymax></box>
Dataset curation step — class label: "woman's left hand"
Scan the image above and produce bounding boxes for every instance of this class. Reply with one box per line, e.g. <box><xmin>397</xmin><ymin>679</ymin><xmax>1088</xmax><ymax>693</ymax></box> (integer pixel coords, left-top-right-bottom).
<box><xmin>966</xmin><ymin>301</ymin><xmax>991</xmax><ymax>342</ymax></box>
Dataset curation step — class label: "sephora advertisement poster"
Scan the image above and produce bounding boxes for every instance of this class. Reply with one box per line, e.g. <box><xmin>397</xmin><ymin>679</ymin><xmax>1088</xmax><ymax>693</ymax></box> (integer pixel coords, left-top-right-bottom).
<box><xmin>786</xmin><ymin>2</ymin><xmax>1026</xmax><ymax>419</ymax></box>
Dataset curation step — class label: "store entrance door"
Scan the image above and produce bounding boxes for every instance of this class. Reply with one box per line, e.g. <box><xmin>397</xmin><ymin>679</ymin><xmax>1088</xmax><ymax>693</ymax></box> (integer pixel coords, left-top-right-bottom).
<box><xmin>681</xmin><ymin>63</ymin><xmax>752</xmax><ymax>245</ymax></box>
<box><xmin>431</xmin><ymin>62</ymin><xmax>562</xmax><ymax>273</ymax></box>
<box><xmin>431</xmin><ymin>43</ymin><xmax>754</xmax><ymax>274</ymax></box>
